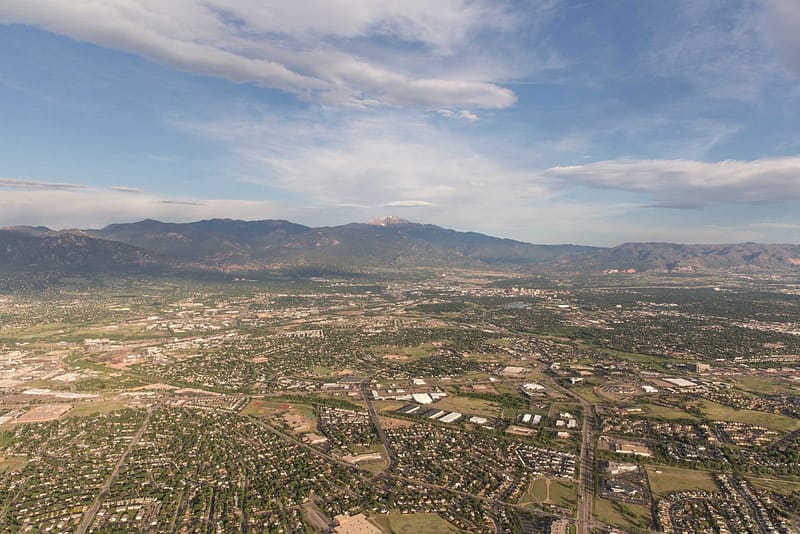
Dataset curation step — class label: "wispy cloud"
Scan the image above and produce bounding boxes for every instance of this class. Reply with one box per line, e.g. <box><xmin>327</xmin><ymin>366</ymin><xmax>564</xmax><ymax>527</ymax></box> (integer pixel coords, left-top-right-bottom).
<box><xmin>0</xmin><ymin>188</ymin><xmax>285</xmax><ymax>229</ymax></box>
<box><xmin>0</xmin><ymin>0</ymin><xmax>532</xmax><ymax>109</ymax></box>
<box><xmin>383</xmin><ymin>200</ymin><xmax>435</xmax><ymax>208</ymax></box>
<box><xmin>110</xmin><ymin>186</ymin><xmax>143</xmax><ymax>194</ymax></box>
<box><xmin>763</xmin><ymin>0</ymin><xmax>800</xmax><ymax>76</ymax></box>
<box><xmin>182</xmin><ymin>109</ymin><xmax>554</xmax><ymax>211</ymax></box>
<box><xmin>436</xmin><ymin>109</ymin><xmax>479</xmax><ymax>122</ymax></box>
<box><xmin>158</xmin><ymin>200</ymin><xmax>205</xmax><ymax>206</ymax></box>
<box><xmin>0</xmin><ymin>177</ymin><xmax>86</xmax><ymax>190</ymax></box>
<box><xmin>640</xmin><ymin>1</ymin><xmax>786</xmax><ymax>101</ymax></box>
<box><xmin>546</xmin><ymin>156</ymin><xmax>800</xmax><ymax>208</ymax></box>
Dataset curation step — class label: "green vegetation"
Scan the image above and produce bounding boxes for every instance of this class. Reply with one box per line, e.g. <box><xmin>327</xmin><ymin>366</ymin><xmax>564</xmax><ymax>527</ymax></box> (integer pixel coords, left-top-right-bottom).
<box><xmin>2</xmin><ymin>269</ymin><xmax>799</xmax><ymax>533</ymax></box>
<box><xmin>373</xmin><ymin>511</ymin><xmax>460</xmax><ymax>534</ymax></box>
<box><xmin>647</xmin><ymin>466</ymin><xmax>719</xmax><ymax>495</ymax></box>
<box><xmin>700</xmin><ymin>400</ymin><xmax>800</xmax><ymax>432</ymax></box>
<box><xmin>641</xmin><ymin>403</ymin><xmax>698</xmax><ymax>421</ymax></box>
<box><xmin>461</xmin><ymin>391</ymin><xmax>527</xmax><ymax>410</ymax></box>
<box><xmin>0</xmin><ymin>431</ymin><xmax>14</xmax><ymax>448</ymax></box>
<box><xmin>525</xmin><ymin>478</ymin><xmax>577</xmax><ymax>509</ymax></box>
<box><xmin>0</xmin><ymin>455</ymin><xmax>27</xmax><ymax>473</ymax></box>
<box><xmin>748</xmin><ymin>476</ymin><xmax>800</xmax><ymax>495</ymax></box>
<box><xmin>593</xmin><ymin>498</ymin><xmax>651</xmax><ymax>531</ymax></box>
<box><xmin>272</xmin><ymin>394</ymin><xmax>363</xmax><ymax>412</ymax></box>
<box><xmin>66</xmin><ymin>400</ymin><xmax>128</xmax><ymax>417</ymax></box>
<box><xmin>434</xmin><ymin>395</ymin><xmax>499</xmax><ymax>417</ymax></box>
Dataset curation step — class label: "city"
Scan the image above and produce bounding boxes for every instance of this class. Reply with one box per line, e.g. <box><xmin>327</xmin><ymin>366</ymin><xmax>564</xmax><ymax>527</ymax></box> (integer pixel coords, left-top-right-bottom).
<box><xmin>1</xmin><ymin>269</ymin><xmax>798</xmax><ymax>533</ymax></box>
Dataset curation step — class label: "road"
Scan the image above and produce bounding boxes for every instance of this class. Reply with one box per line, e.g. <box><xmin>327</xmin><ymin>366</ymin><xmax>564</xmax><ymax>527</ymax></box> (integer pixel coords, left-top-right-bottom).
<box><xmin>76</xmin><ymin>410</ymin><xmax>151</xmax><ymax>534</ymax></box>
<box><xmin>545</xmin><ymin>377</ymin><xmax>595</xmax><ymax>534</ymax></box>
<box><xmin>361</xmin><ymin>384</ymin><xmax>397</xmax><ymax>471</ymax></box>
<box><xmin>247</xmin><ymin>400</ymin><xmax>571</xmax><ymax>521</ymax></box>
<box><xmin>576</xmin><ymin>399</ymin><xmax>594</xmax><ymax>534</ymax></box>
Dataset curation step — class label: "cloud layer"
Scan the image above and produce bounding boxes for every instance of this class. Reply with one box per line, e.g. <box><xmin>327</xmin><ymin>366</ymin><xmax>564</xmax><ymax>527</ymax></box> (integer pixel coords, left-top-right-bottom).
<box><xmin>546</xmin><ymin>157</ymin><xmax>800</xmax><ymax>208</ymax></box>
<box><xmin>0</xmin><ymin>0</ymin><xmax>519</xmax><ymax>109</ymax></box>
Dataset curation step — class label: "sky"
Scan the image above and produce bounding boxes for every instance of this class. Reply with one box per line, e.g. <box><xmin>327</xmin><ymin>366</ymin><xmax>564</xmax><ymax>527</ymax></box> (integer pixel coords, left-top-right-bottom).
<box><xmin>1</xmin><ymin>0</ymin><xmax>799</xmax><ymax>246</ymax></box>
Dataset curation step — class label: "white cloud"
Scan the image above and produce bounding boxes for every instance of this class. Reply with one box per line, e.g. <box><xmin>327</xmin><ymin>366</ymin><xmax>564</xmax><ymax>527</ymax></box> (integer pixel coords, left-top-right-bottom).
<box><xmin>546</xmin><ymin>156</ymin><xmax>800</xmax><ymax>207</ymax></box>
<box><xmin>0</xmin><ymin>187</ymin><xmax>286</xmax><ymax>229</ymax></box>
<box><xmin>383</xmin><ymin>200</ymin><xmax>435</xmax><ymax>207</ymax></box>
<box><xmin>641</xmin><ymin>0</ymin><xmax>787</xmax><ymax>101</ymax></box>
<box><xmin>0</xmin><ymin>0</ymin><xmax>523</xmax><ymax>109</ymax></box>
<box><xmin>184</xmin><ymin>110</ymin><xmax>553</xmax><ymax>210</ymax></box>
<box><xmin>0</xmin><ymin>177</ymin><xmax>86</xmax><ymax>190</ymax></box>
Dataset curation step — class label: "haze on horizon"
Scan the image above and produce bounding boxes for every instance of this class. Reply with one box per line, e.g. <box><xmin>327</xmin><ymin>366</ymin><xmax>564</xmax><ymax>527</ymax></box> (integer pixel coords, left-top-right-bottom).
<box><xmin>1</xmin><ymin>1</ymin><xmax>799</xmax><ymax>247</ymax></box>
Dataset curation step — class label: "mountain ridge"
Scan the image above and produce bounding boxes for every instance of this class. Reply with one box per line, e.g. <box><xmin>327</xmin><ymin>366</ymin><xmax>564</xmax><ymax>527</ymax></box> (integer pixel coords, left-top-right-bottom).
<box><xmin>1</xmin><ymin>218</ymin><xmax>798</xmax><ymax>273</ymax></box>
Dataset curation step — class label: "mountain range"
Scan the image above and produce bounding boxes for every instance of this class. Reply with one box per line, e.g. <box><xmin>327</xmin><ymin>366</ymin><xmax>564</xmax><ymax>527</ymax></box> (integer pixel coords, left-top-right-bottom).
<box><xmin>1</xmin><ymin>217</ymin><xmax>799</xmax><ymax>274</ymax></box>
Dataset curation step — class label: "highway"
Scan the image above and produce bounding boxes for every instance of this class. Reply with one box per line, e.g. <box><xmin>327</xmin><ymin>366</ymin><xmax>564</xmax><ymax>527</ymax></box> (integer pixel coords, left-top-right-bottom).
<box><xmin>576</xmin><ymin>399</ymin><xmax>594</xmax><ymax>534</ymax></box>
<box><xmin>361</xmin><ymin>383</ymin><xmax>397</xmax><ymax>471</ymax></box>
<box><xmin>76</xmin><ymin>410</ymin><xmax>152</xmax><ymax>534</ymax></box>
<box><xmin>543</xmin><ymin>377</ymin><xmax>595</xmax><ymax>534</ymax></box>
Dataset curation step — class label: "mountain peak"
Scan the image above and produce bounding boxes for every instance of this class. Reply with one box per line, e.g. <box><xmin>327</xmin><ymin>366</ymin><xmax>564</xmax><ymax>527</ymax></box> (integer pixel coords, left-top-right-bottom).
<box><xmin>368</xmin><ymin>216</ymin><xmax>412</xmax><ymax>227</ymax></box>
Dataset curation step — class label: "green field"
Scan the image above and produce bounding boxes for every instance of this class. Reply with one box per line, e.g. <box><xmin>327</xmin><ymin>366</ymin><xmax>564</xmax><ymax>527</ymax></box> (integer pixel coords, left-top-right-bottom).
<box><xmin>700</xmin><ymin>400</ymin><xmax>800</xmax><ymax>432</ymax></box>
<box><xmin>748</xmin><ymin>476</ymin><xmax>800</xmax><ymax>495</ymax></box>
<box><xmin>310</xmin><ymin>365</ymin><xmax>334</xmax><ymax>376</ymax></box>
<box><xmin>647</xmin><ymin>466</ymin><xmax>718</xmax><ymax>496</ymax></box>
<box><xmin>67</xmin><ymin>399</ymin><xmax>129</xmax><ymax>417</ymax></box>
<box><xmin>593</xmin><ymin>498</ymin><xmax>651</xmax><ymax>531</ymax></box>
<box><xmin>0</xmin><ymin>431</ymin><xmax>14</xmax><ymax>448</ymax></box>
<box><xmin>0</xmin><ymin>455</ymin><xmax>27</xmax><ymax>473</ymax></box>
<box><xmin>241</xmin><ymin>399</ymin><xmax>315</xmax><ymax>419</ymax></box>
<box><xmin>372</xmin><ymin>511</ymin><xmax>460</xmax><ymax>533</ymax></box>
<box><xmin>569</xmin><ymin>385</ymin><xmax>604</xmax><ymax>404</ymax></box>
<box><xmin>641</xmin><ymin>403</ymin><xmax>698</xmax><ymax>421</ymax></box>
<box><xmin>371</xmin><ymin>343</ymin><xmax>436</xmax><ymax>360</ymax></box>
<box><xmin>734</xmin><ymin>376</ymin><xmax>800</xmax><ymax>397</ymax></box>
<box><xmin>372</xmin><ymin>400</ymin><xmax>407</xmax><ymax>413</ymax></box>
<box><xmin>434</xmin><ymin>395</ymin><xmax>499</xmax><ymax>417</ymax></box>
<box><xmin>525</xmin><ymin>478</ymin><xmax>577</xmax><ymax>509</ymax></box>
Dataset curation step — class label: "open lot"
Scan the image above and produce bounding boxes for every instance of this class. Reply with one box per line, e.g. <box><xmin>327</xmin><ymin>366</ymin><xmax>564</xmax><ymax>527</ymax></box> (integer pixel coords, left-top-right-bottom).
<box><xmin>372</xmin><ymin>511</ymin><xmax>460</xmax><ymax>534</ymax></box>
<box><xmin>67</xmin><ymin>399</ymin><xmax>128</xmax><ymax>417</ymax></box>
<box><xmin>640</xmin><ymin>403</ymin><xmax>698</xmax><ymax>421</ymax></box>
<box><xmin>593</xmin><ymin>497</ymin><xmax>651</xmax><ymax>531</ymax></box>
<box><xmin>700</xmin><ymin>400</ymin><xmax>800</xmax><ymax>432</ymax></box>
<box><xmin>0</xmin><ymin>455</ymin><xmax>27</xmax><ymax>473</ymax></box>
<box><xmin>16</xmin><ymin>403</ymin><xmax>71</xmax><ymax>423</ymax></box>
<box><xmin>434</xmin><ymin>395</ymin><xmax>499</xmax><ymax>417</ymax></box>
<box><xmin>524</xmin><ymin>477</ymin><xmax>577</xmax><ymax>509</ymax></box>
<box><xmin>646</xmin><ymin>466</ymin><xmax>718</xmax><ymax>496</ymax></box>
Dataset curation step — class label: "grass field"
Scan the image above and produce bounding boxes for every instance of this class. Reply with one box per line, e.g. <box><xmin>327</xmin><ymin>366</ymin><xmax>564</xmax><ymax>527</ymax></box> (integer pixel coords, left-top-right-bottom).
<box><xmin>525</xmin><ymin>478</ymin><xmax>577</xmax><ymax>509</ymax></box>
<box><xmin>0</xmin><ymin>431</ymin><xmax>14</xmax><ymax>448</ymax></box>
<box><xmin>748</xmin><ymin>476</ymin><xmax>800</xmax><ymax>495</ymax></box>
<box><xmin>371</xmin><ymin>343</ymin><xmax>436</xmax><ymax>361</ymax></box>
<box><xmin>641</xmin><ymin>403</ymin><xmax>698</xmax><ymax>421</ymax></box>
<box><xmin>700</xmin><ymin>400</ymin><xmax>800</xmax><ymax>432</ymax></box>
<box><xmin>0</xmin><ymin>455</ymin><xmax>27</xmax><ymax>473</ymax></box>
<box><xmin>593</xmin><ymin>498</ymin><xmax>651</xmax><ymax>531</ymax></box>
<box><xmin>241</xmin><ymin>399</ymin><xmax>315</xmax><ymax>418</ymax></box>
<box><xmin>734</xmin><ymin>376</ymin><xmax>799</xmax><ymax>397</ymax></box>
<box><xmin>67</xmin><ymin>399</ymin><xmax>128</xmax><ymax>418</ymax></box>
<box><xmin>310</xmin><ymin>365</ymin><xmax>334</xmax><ymax>376</ymax></box>
<box><xmin>434</xmin><ymin>395</ymin><xmax>499</xmax><ymax>418</ymax></box>
<box><xmin>646</xmin><ymin>466</ymin><xmax>718</xmax><ymax>496</ymax></box>
<box><xmin>372</xmin><ymin>400</ymin><xmax>407</xmax><ymax>414</ymax></box>
<box><xmin>569</xmin><ymin>385</ymin><xmax>605</xmax><ymax>404</ymax></box>
<box><xmin>372</xmin><ymin>511</ymin><xmax>460</xmax><ymax>534</ymax></box>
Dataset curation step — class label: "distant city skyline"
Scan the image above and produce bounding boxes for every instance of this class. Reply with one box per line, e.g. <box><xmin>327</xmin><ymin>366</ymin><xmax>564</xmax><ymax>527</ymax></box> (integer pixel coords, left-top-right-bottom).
<box><xmin>1</xmin><ymin>1</ymin><xmax>799</xmax><ymax>246</ymax></box>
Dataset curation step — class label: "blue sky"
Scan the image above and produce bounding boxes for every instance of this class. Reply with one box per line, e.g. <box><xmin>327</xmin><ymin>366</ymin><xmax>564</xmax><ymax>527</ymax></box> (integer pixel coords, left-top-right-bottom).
<box><xmin>1</xmin><ymin>0</ymin><xmax>799</xmax><ymax>245</ymax></box>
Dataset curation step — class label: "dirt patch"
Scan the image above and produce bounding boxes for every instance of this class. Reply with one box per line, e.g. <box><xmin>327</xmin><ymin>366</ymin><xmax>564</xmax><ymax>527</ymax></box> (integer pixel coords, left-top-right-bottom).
<box><xmin>379</xmin><ymin>416</ymin><xmax>416</xmax><ymax>429</ymax></box>
<box><xmin>17</xmin><ymin>404</ymin><xmax>72</xmax><ymax>423</ymax></box>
